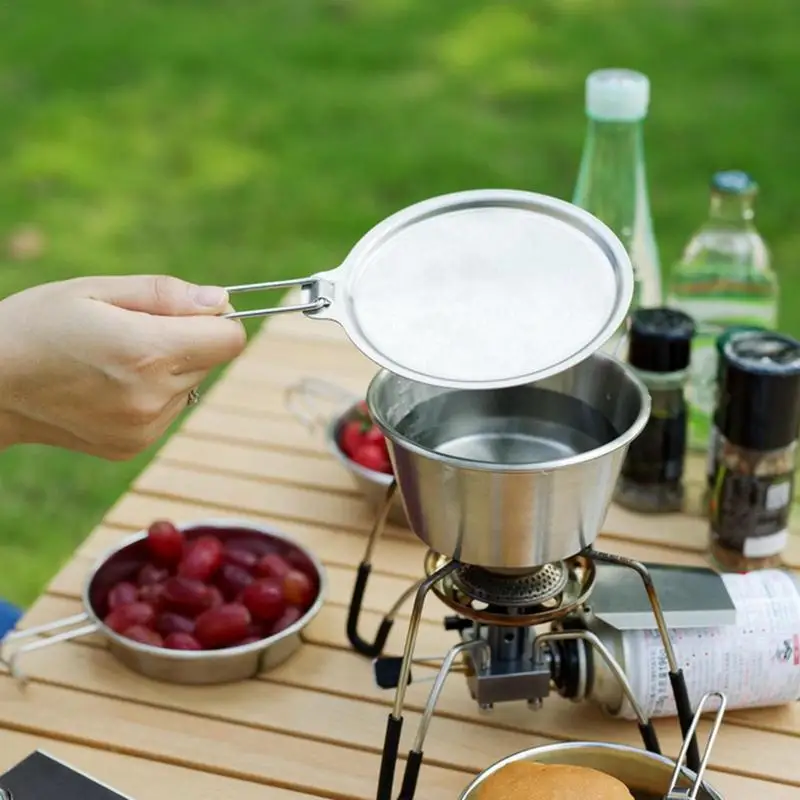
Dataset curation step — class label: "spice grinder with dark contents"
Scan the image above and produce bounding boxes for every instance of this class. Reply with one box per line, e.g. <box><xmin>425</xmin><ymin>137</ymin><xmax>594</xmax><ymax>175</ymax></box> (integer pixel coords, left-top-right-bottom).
<box><xmin>614</xmin><ymin>307</ymin><xmax>696</xmax><ymax>514</ymax></box>
<box><xmin>708</xmin><ymin>330</ymin><xmax>800</xmax><ymax>571</ymax></box>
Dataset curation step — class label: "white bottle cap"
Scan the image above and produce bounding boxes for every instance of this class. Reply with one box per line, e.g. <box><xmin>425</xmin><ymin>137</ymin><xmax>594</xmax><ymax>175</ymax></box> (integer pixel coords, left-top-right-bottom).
<box><xmin>586</xmin><ymin>69</ymin><xmax>650</xmax><ymax>121</ymax></box>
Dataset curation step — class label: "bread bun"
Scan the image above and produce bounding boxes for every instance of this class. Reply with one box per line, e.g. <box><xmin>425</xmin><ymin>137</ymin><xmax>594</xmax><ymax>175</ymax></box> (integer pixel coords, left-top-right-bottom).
<box><xmin>475</xmin><ymin>760</ymin><xmax>634</xmax><ymax>799</ymax></box>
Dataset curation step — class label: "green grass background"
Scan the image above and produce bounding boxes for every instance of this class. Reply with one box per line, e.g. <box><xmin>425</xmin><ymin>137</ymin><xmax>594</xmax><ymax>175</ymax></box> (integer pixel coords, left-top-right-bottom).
<box><xmin>1</xmin><ymin>0</ymin><xmax>798</xmax><ymax>605</ymax></box>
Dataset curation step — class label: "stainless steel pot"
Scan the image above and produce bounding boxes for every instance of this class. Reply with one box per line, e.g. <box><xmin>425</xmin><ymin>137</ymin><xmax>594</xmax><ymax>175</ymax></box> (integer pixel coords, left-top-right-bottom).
<box><xmin>0</xmin><ymin>519</ymin><xmax>327</xmax><ymax>686</ymax></box>
<box><xmin>367</xmin><ymin>351</ymin><xmax>651</xmax><ymax>569</ymax></box>
<box><xmin>458</xmin><ymin>741</ymin><xmax>723</xmax><ymax>800</ymax></box>
<box><xmin>285</xmin><ymin>378</ymin><xmax>408</xmax><ymax>528</ymax></box>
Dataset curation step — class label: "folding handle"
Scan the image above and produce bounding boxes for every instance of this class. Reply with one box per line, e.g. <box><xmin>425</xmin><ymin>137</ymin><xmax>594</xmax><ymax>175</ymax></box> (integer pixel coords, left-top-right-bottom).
<box><xmin>223</xmin><ymin>277</ymin><xmax>330</xmax><ymax>319</ymax></box>
<box><xmin>1</xmin><ymin>612</ymin><xmax>100</xmax><ymax>686</ymax></box>
<box><xmin>284</xmin><ymin>378</ymin><xmax>361</xmax><ymax>433</ymax></box>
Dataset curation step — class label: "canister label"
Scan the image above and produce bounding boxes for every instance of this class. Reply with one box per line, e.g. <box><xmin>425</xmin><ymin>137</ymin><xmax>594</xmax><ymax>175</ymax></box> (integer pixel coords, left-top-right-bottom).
<box><xmin>614</xmin><ymin>570</ymin><xmax>800</xmax><ymax>719</ymax></box>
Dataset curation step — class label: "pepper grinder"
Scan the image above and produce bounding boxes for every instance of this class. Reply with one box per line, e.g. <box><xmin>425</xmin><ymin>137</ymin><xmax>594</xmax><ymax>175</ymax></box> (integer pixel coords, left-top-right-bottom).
<box><xmin>614</xmin><ymin>307</ymin><xmax>695</xmax><ymax>513</ymax></box>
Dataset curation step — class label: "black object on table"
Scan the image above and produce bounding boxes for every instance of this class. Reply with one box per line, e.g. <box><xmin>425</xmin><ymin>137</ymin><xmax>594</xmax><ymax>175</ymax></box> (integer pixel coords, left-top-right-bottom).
<box><xmin>0</xmin><ymin>751</ymin><xmax>133</xmax><ymax>800</ymax></box>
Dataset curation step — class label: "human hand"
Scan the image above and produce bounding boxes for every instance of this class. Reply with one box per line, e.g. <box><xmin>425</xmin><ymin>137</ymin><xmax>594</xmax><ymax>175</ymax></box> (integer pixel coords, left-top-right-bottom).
<box><xmin>0</xmin><ymin>274</ymin><xmax>246</xmax><ymax>459</ymax></box>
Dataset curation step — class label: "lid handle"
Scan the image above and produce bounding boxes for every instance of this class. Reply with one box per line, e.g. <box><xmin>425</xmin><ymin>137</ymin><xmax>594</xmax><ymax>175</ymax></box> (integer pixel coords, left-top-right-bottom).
<box><xmin>223</xmin><ymin>277</ymin><xmax>330</xmax><ymax>319</ymax></box>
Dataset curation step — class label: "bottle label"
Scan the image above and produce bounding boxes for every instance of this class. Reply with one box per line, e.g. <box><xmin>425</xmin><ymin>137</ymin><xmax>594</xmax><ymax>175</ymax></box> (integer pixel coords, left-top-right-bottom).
<box><xmin>709</xmin><ymin>466</ymin><xmax>794</xmax><ymax>557</ymax></box>
<box><xmin>614</xmin><ymin>570</ymin><xmax>800</xmax><ymax>719</ymax></box>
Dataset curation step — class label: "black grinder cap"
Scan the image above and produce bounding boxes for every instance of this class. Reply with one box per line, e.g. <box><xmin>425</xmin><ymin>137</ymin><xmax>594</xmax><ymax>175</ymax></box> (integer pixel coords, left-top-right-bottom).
<box><xmin>627</xmin><ymin>307</ymin><xmax>696</xmax><ymax>373</ymax></box>
<box><xmin>718</xmin><ymin>330</ymin><xmax>800</xmax><ymax>451</ymax></box>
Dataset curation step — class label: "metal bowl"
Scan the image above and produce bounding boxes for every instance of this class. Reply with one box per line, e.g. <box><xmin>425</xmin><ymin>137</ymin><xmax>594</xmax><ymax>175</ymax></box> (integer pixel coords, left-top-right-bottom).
<box><xmin>285</xmin><ymin>378</ymin><xmax>408</xmax><ymax>528</ymax></box>
<box><xmin>459</xmin><ymin>741</ymin><xmax>723</xmax><ymax>799</ymax></box>
<box><xmin>0</xmin><ymin>519</ymin><xmax>327</xmax><ymax>686</ymax></box>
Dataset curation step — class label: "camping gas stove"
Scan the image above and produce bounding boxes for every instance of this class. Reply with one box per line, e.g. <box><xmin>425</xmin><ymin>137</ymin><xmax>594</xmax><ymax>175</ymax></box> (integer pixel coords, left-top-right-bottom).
<box><xmin>347</xmin><ymin>485</ymin><xmax>703</xmax><ymax>800</ymax></box>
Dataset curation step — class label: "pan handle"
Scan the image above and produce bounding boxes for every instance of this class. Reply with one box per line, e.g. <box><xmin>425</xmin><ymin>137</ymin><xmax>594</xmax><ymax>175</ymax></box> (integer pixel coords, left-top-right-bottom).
<box><xmin>664</xmin><ymin>691</ymin><xmax>727</xmax><ymax>800</ymax></box>
<box><xmin>285</xmin><ymin>378</ymin><xmax>361</xmax><ymax>433</ymax></box>
<box><xmin>0</xmin><ymin>612</ymin><xmax>100</xmax><ymax>686</ymax></box>
<box><xmin>223</xmin><ymin>277</ymin><xmax>332</xmax><ymax>320</ymax></box>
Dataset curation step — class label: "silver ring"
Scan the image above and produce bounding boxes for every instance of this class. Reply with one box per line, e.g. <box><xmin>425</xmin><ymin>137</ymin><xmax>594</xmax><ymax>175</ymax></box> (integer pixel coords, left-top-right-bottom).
<box><xmin>187</xmin><ymin>388</ymin><xmax>201</xmax><ymax>407</ymax></box>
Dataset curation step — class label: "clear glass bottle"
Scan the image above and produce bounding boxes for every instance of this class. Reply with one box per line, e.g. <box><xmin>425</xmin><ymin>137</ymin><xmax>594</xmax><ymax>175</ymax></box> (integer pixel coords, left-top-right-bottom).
<box><xmin>573</xmin><ymin>68</ymin><xmax>663</xmax><ymax>340</ymax></box>
<box><xmin>667</xmin><ymin>171</ymin><xmax>779</xmax><ymax>452</ymax></box>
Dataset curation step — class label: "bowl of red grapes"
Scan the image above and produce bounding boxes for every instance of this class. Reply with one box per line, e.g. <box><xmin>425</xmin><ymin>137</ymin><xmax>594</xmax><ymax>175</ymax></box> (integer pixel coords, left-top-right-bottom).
<box><xmin>79</xmin><ymin>519</ymin><xmax>326</xmax><ymax>684</ymax></box>
<box><xmin>330</xmin><ymin>401</ymin><xmax>408</xmax><ymax>527</ymax></box>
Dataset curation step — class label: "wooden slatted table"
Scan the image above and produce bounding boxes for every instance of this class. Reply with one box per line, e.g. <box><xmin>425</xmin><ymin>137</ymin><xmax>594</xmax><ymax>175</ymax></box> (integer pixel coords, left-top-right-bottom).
<box><xmin>1</xmin><ymin>300</ymin><xmax>799</xmax><ymax>800</ymax></box>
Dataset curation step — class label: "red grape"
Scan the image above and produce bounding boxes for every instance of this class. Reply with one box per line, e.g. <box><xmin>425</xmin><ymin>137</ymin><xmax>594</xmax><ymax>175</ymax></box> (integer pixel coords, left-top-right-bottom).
<box><xmin>283</xmin><ymin>570</ymin><xmax>316</xmax><ymax>609</ymax></box>
<box><xmin>138</xmin><ymin>581</ymin><xmax>167</xmax><ymax>610</ymax></box>
<box><xmin>138</xmin><ymin>563</ymin><xmax>169</xmax><ymax>586</ymax></box>
<box><xmin>146</xmin><ymin>520</ymin><xmax>185</xmax><ymax>565</ymax></box>
<box><xmin>105</xmin><ymin>602</ymin><xmax>156</xmax><ymax>634</ymax></box>
<box><xmin>164</xmin><ymin>632</ymin><xmax>202</xmax><ymax>651</ymax></box>
<box><xmin>352</xmin><ymin>443</ymin><xmax>391</xmax><ymax>473</ymax></box>
<box><xmin>339</xmin><ymin>419</ymin><xmax>367</xmax><ymax>457</ymax></box>
<box><xmin>216</xmin><ymin>563</ymin><xmax>254</xmax><ymax>600</ymax></box>
<box><xmin>363</xmin><ymin>425</ymin><xmax>386</xmax><ymax>447</ymax></box>
<box><xmin>194</xmin><ymin>604</ymin><xmax>251</xmax><ymax>649</ymax></box>
<box><xmin>224</xmin><ymin>537</ymin><xmax>277</xmax><ymax>559</ymax></box>
<box><xmin>207</xmin><ymin>585</ymin><xmax>224</xmax><ymax>608</ymax></box>
<box><xmin>284</xmin><ymin>548</ymin><xmax>316</xmax><ymax>577</ymax></box>
<box><xmin>242</xmin><ymin>579</ymin><xmax>286</xmax><ymax>623</ymax></box>
<box><xmin>122</xmin><ymin>625</ymin><xmax>163</xmax><ymax>647</ymax></box>
<box><xmin>107</xmin><ymin>581</ymin><xmax>139</xmax><ymax>611</ymax></box>
<box><xmin>270</xmin><ymin>606</ymin><xmax>304</xmax><ymax>635</ymax></box>
<box><xmin>162</xmin><ymin>576</ymin><xmax>212</xmax><ymax>616</ymax></box>
<box><xmin>244</xmin><ymin>620</ymin><xmax>270</xmax><ymax>640</ymax></box>
<box><xmin>255</xmin><ymin>552</ymin><xmax>291</xmax><ymax>581</ymax></box>
<box><xmin>178</xmin><ymin>535</ymin><xmax>224</xmax><ymax>581</ymax></box>
<box><xmin>155</xmin><ymin>612</ymin><xmax>195</xmax><ymax>637</ymax></box>
<box><xmin>223</xmin><ymin>547</ymin><xmax>258</xmax><ymax>570</ymax></box>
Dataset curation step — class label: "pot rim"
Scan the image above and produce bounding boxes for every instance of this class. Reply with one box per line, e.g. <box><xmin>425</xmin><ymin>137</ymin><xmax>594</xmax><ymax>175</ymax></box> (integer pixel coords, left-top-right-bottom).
<box><xmin>459</xmin><ymin>741</ymin><xmax>721</xmax><ymax>799</ymax></box>
<box><xmin>366</xmin><ymin>351</ymin><xmax>652</xmax><ymax>474</ymax></box>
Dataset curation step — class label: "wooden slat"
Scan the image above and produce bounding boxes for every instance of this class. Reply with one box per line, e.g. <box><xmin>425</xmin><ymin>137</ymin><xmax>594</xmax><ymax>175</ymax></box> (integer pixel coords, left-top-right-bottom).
<box><xmin>89</xmin><ymin>494</ymin><xmax>723</xmax><ymax>579</ymax></box>
<box><xmin>131</xmin><ymin>462</ymin><xmax>405</xmax><ymax>539</ymax></box>
<box><xmin>30</xmin><ymin>530</ymin><xmax>800</xmax><ymax>758</ymax></box>
<box><xmin>39</xmin><ymin>540</ymin><xmax>800</xmax><ymax>743</ymax></box>
<box><xmin>128</xmin><ymin>459</ymin><xmax>800</xmax><ymax>568</ymax></box>
<box><xmin>18</xmin><ymin>593</ymin><xmax>800</xmax><ymax>745</ymax></box>
<box><xmin>9</xmin><ymin>594</ymin><xmax>800</xmax><ymax>790</ymax></box>
<box><xmin>182</xmin><ymin>405</ymin><xmax>337</xmax><ymax>456</ymax></box>
<box><xmin>0</xmin><ymin>675</ymin><xmax>470</xmax><ymax>800</ymax></box>
<box><xmin>0</xmin><ymin>728</ymin><xmax>315</xmax><ymax>800</ymax></box>
<box><xmin>157</xmin><ymin>434</ymin><xmax>361</xmax><ymax>497</ymax></box>
<box><xmin>193</xmin><ymin>326</ymin><xmax>800</xmax><ymax>514</ymax></box>
<box><xmin>0</xmin><ymin>640</ymin><xmax>548</xmax><ymax>780</ymax></box>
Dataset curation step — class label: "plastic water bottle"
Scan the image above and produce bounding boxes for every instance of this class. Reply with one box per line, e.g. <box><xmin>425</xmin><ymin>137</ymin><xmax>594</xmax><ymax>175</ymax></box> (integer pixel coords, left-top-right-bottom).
<box><xmin>666</xmin><ymin>171</ymin><xmax>779</xmax><ymax>451</ymax></box>
<box><xmin>573</xmin><ymin>69</ymin><xmax>663</xmax><ymax>333</ymax></box>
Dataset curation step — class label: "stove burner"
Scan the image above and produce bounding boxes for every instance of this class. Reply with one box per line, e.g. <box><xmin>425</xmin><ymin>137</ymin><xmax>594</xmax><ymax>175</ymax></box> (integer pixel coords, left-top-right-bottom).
<box><xmin>452</xmin><ymin>562</ymin><xmax>569</xmax><ymax>607</ymax></box>
<box><xmin>424</xmin><ymin>551</ymin><xmax>596</xmax><ymax>627</ymax></box>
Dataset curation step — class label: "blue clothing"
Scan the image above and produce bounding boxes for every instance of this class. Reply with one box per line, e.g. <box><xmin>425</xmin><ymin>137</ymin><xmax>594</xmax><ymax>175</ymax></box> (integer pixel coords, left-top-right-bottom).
<box><xmin>0</xmin><ymin>598</ymin><xmax>22</xmax><ymax>638</ymax></box>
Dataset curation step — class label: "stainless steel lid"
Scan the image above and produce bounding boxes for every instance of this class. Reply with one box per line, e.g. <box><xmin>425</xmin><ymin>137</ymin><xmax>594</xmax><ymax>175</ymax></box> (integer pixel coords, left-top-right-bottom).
<box><xmin>227</xmin><ymin>189</ymin><xmax>634</xmax><ymax>390</ymax></box>
<box><xmin>322</xmin><ymin>189</ymin><xmax>633</xmax><ymax>389</ymax></box>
